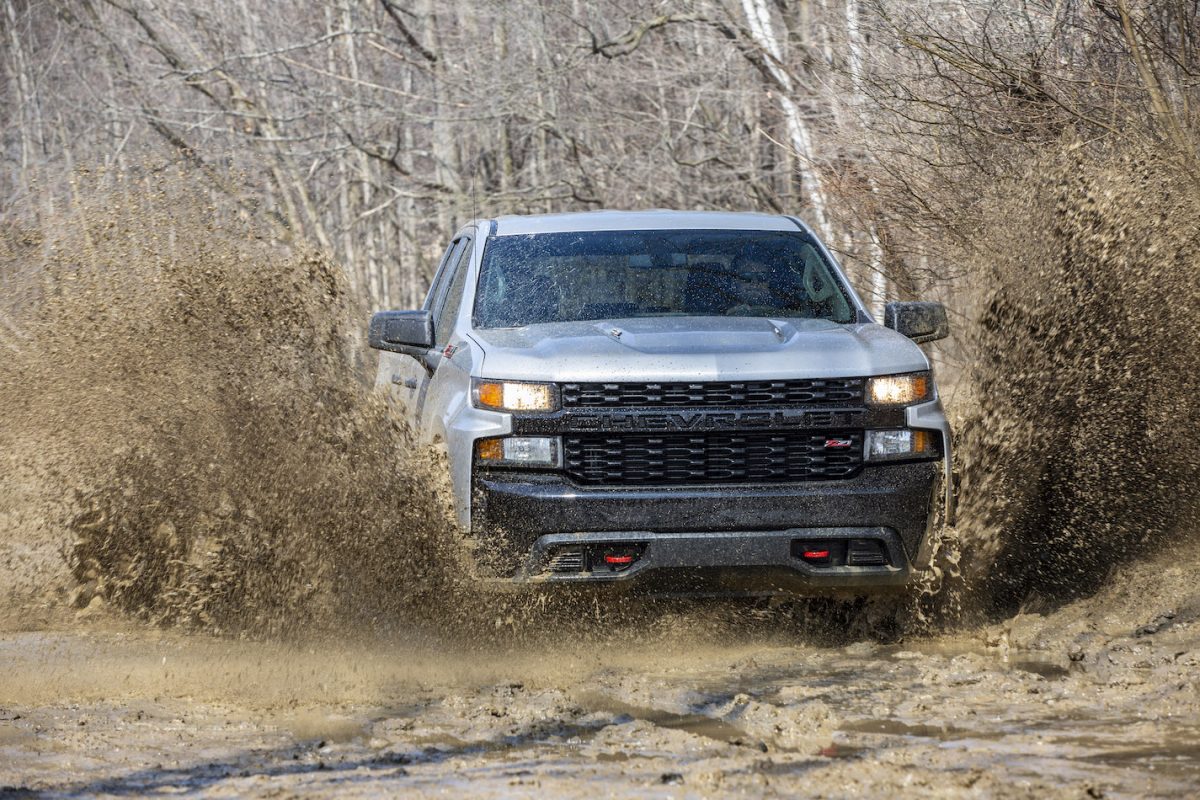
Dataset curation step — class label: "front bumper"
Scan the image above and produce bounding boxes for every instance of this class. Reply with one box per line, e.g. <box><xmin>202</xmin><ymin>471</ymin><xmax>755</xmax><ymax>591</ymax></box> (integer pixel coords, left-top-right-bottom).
<box><xmin>523</xmin><ymin>528</ymin><xmax>912</xmax><ymax>594</ymax></box>
<box><xmin>472</xmin><ymin>460</ymin><xmax>940</xmax><ymax>592</ymax></box>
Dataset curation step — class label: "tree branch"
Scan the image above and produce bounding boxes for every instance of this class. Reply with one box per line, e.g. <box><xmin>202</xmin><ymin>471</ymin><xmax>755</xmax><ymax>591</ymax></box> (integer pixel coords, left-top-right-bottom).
<box><xmin>378</xmin><ymin>0</ymin><xmax>437</xmax><ymax>63</ymax></box>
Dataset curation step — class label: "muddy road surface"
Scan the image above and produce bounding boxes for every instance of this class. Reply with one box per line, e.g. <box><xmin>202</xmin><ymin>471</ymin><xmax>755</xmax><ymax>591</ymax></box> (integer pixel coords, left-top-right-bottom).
<box><xmin>4</xmin><ymin>545</ymin><xmax>1200</xmax><ymax>799</ymax></box>
<box><xmin>4</xmin><ymin>167</ymin><xmax>1200</xmax><ymax>797</ymax></box>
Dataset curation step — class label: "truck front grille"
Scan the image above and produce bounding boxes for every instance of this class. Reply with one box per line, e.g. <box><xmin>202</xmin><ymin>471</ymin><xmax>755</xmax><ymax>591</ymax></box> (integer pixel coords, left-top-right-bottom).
<box><xmin>560</xmin><ymin>379</ymin><xmax>864</xmax><ymax>408</ymax></box>
<box><xmin>562</xmin><ymin>431</ymin><xmax>863</xmax><ymax>485</ymax></box>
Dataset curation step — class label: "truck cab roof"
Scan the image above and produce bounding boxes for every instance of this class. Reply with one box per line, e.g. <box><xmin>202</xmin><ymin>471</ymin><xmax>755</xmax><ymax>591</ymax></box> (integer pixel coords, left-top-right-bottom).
<box><xmin>489</xmin><ymin>209</ymin><xmax>806</xmax><ymax>237</ymax></box>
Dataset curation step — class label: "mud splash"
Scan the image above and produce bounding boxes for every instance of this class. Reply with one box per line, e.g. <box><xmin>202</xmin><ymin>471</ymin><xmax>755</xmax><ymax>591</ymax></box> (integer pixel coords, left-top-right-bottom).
<box><xmin>3</xmin><ymin>147</ymin><xmax>1199</xmax><ymax>642</ymax></box>
<box><xmin>0</xmin><ymin>168</ymin><xmax>468</xmax><ymax>636</ymax></box>
<box><xmin>954</xmin><ymin>144</ymin><xmax>1200</xmax><ymax>616</ymax></box>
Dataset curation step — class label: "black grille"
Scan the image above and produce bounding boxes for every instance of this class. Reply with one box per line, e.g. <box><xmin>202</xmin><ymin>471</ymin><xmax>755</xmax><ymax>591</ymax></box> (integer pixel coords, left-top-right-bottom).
<box><xmin>563</xmin><ymin>431</ymin><xmax>863</xmax><ymax>486</ymax></box>
<box><xmin>561</xmin><ymin>379</ymin><xmax>864</xmax><ymax>408</ymax></box>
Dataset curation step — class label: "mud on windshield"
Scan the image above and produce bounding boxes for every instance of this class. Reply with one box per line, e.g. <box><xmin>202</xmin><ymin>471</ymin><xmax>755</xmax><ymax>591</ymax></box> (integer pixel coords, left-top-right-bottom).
<box><xmin>472</xmin><ymin>229</ymin><xmax>857</xmax><ymax>328</ymax></box>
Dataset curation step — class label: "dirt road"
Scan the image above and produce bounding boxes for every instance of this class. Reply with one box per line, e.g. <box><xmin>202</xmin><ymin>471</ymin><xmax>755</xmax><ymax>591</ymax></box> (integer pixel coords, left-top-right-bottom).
<box><xmin>4</xmin><ymin>553</ymin><xmax>1200</xmax><ymax>799</ymax></box>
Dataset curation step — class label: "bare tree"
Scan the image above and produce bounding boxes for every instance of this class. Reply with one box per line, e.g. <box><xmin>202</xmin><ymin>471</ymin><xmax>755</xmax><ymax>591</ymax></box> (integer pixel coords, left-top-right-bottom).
<box><xmin>6</xmin><ymin>0</ymin><xmax>1194</xmax><ymax>315</ymax></box>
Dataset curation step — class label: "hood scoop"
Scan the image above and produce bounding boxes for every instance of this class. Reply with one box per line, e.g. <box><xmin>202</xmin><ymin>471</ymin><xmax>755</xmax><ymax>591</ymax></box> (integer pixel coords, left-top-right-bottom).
<box><xmin>470</xmin><ymin>317</ymin><xmax>930</xmax><ymax>383</ymax></box>
<box><xmin>588</xmin><ymin>318</ymin><xmax>835</xmax><ymax>354</ymax></box>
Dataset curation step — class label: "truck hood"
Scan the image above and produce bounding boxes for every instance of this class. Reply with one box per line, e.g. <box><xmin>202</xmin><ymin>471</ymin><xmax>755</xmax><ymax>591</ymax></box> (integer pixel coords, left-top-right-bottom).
<box><xmin>468</xmin><ymin>317</ymin><xmax>929</xmax><ymax>382</ymax></box>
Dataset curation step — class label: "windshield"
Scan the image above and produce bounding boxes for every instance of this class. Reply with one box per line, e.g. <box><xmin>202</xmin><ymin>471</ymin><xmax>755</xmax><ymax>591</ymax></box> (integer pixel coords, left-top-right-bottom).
<box><xmin>473</xmin><ymin>229</ymin><xmax>857</xmax><ymax>328</ymax></box>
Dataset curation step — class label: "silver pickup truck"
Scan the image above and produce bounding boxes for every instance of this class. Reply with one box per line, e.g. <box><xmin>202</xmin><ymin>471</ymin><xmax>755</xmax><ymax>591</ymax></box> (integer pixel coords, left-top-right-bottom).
<box><xmin>369</xmin><ymin>210</ymin><xmax>953</xmax><ymax>596</ymax></box>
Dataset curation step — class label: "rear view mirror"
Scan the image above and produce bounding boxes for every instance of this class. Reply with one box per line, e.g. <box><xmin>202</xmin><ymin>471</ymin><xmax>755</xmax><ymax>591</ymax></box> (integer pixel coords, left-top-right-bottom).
<box><xmin>884</xmin><ymin>301</ymin><xmax>949</xmax><ymax>344</ymax></box>
<box><xmin>368</xmin><ymin>310</ymin><xmax>433</xmax><ymax>355</ymax></box>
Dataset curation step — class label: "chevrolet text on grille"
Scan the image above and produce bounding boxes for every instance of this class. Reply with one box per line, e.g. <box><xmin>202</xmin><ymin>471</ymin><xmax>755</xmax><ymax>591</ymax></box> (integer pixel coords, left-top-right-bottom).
<box><xmin>558</xmin><ymin>409</ymin><xmax>865</xmax><ymax>431</ymax></box>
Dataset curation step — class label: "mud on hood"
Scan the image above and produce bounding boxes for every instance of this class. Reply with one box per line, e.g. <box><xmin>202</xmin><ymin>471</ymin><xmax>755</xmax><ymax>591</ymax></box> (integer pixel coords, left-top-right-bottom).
<box><xmin>469</xmin><ymin>317</ymin><xmax>929</xmax><ymax>382</ymax></box>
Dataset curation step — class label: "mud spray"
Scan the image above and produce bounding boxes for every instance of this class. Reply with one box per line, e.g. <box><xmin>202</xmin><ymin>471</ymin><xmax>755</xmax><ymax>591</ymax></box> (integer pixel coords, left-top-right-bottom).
<box><xmin>950</xmin><ymin>142</ymin><xmax>1200</xmax><ymax>620</ymax></box>
<box><xmin>0</xmin><ymin>169</ymin><xmax>477</xmax><ymax>637</ymax></box>
<box><xmin>1</xmin><ymin>147</ymin><xmax>1199</xmax><ymax>644</ymax></box>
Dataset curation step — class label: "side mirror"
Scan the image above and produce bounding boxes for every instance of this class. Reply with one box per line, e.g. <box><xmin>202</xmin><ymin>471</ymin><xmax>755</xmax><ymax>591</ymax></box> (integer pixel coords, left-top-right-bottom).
<box><xmin>884</xmin><ymin>301</ymin><xmax>949</xmax><ymax>344</ymax></box>
<box><xmin>368</xmin><ymin>310</ymin><xmax>433</xmax><ymax>355</ymax></box>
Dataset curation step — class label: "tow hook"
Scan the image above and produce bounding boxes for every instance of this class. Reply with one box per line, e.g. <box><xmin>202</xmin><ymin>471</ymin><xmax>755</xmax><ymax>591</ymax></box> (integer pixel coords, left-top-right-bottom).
<box><xmin>599</xmin><ymin>546</ymin><xmax>643</xmax><ymax>572</ymax></box>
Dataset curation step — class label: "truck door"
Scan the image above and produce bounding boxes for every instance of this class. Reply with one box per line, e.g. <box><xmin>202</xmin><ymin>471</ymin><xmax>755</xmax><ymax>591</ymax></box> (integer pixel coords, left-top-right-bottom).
<box><xmin>381</xmin><ymin>236</ymin><xmax>465</xmax><ymax>420</ymax></box>
<box><xmin>413</xmin><ymin>234</ymin><xmax>473</xmax><ymax>427</ymax></box>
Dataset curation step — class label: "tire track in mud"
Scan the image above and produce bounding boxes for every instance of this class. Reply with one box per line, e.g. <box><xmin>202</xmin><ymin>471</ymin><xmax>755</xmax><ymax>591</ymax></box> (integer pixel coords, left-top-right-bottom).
<box><xmin>5</xmin><ymin>623</ymin><xmax>1199</xmax><ymax>798</ymax></box>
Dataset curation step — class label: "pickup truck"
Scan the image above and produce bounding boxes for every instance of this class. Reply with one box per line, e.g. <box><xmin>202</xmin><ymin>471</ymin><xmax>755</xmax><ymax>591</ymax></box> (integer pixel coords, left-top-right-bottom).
<box><xmin>369</xmin><ymin>210</ymin><xmax>953</xmax><ymax>596</ymax></box>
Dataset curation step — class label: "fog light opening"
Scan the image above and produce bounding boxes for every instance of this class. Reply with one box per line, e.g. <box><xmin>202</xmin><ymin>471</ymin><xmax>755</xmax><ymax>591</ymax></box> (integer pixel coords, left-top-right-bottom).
<box><xmin>846</xmin><ymin>539</ymin><xmax>890</xmax><ymax>567</ymax></box>
<box><xmin>546</xmin><ymin>546</ymin><xmax>586</xmax><ymax>573</ymax></box>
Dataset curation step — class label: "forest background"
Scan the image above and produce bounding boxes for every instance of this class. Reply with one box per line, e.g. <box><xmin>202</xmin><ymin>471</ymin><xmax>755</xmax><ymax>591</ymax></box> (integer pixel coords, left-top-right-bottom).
<box><xmin>4</xmin><ymin>0</ymin><xmax>1195</xmax><ymax>321</ymax></box>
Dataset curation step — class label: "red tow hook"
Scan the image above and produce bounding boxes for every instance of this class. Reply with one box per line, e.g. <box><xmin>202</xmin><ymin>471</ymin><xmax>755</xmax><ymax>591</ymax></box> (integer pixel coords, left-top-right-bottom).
<box><xmin>601</xmin><ymin>550</ymin><xmax>639</xmax><ymax>571</ymax></box>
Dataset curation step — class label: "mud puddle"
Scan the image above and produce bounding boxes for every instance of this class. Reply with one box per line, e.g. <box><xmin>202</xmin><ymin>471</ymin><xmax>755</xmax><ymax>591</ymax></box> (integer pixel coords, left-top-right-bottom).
<box><xmin>572</xmin><ymin>692</ymin><xmax>758</xmax><ymax>748</ymax></box>
<box><xmin>4</xmin><ymin>621</ymin><xmax>1199</xmax><ymax>798</ymax></box>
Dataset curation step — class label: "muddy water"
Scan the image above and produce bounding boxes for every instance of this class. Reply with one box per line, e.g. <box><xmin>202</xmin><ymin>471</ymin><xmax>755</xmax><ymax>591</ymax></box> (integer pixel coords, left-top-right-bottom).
<box><xmin>0</xmin><ymin>173</ymin><xmax>474</xmax><ymax>637</ymax></box>
<box><xmin>6</xmin><ymin>543</ymin><xmax>1200</xmax><ymax>797</ymax></box>
<box><xmin>3</xmin><ymin>605</ymin><xmax>1199</xmax><ymax>798</ymax></box>
<box><xmin>952</xmin><ymin>144</ymin><xmax>1200</xmax><ymax>616</ymax></box>
<box><xmin>4</xmin><ymin>158</ymin><xmax>1200</xmax><ymax>797</ymax></box>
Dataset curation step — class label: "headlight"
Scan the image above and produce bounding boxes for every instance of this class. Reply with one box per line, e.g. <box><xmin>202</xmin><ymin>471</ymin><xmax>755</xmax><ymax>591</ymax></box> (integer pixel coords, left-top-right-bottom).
<box><xmin>866</xmin><ymin>372</ymin><xmax>932</xmax><ymax>407</ymax></box>
<box><xmin>475</xmin><ymin>436</ymin><xmax>560</xmax><ymax>467</ymax></box>
<box><xmin>866</xmin><ymin>429</ymin><xmax>937</xmax><ymax>461</ymax></box>
<box><xmin>472</xmin><ymin>379</ymin><xmax>559</xmax><ymax>412</ymax></box>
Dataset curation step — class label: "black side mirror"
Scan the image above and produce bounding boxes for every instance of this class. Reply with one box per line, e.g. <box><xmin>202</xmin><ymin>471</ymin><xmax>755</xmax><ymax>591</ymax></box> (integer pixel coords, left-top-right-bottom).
<box><xmin>884</xmin><ymin>301</ymin><xmax>949</xmax><ymax>344</ymax></box>
<box><xmin>368</xmin><ymin>310</ymin><xmax>433</xmax><ymax>355</ymax></box>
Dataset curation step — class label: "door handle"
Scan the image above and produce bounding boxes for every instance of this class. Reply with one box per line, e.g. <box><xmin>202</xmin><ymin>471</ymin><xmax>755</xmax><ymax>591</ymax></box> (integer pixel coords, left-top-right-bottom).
<box><xmin>391</xmin><ymin>374</ymin><xmax>418</xmax><ymax>389</ymax></box>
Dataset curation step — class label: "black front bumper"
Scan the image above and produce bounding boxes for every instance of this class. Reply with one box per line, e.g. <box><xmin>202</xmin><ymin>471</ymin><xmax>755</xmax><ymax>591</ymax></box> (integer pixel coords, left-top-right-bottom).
<box><xmin>472</xmin><ymin>460</ymin><xmax>940</xmax><ymax>593</ymax></box>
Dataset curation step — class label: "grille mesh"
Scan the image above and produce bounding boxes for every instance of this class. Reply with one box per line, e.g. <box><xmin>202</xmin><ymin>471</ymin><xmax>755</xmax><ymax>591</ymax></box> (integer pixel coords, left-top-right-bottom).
<box><xmin>563</xmin><ymin>431</ymin><xmax>863</xmax><ymax>486</ymax></box>
<box><xmin>561</xmin><ymin>379</ymin><xmax>864</xmax><ymax>408</ymax></box>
